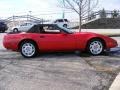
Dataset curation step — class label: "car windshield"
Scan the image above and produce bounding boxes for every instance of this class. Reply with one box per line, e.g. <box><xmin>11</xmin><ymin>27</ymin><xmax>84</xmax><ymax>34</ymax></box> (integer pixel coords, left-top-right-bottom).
<box><xmin>57</xmin><ymin>24</ymin><xmax>73</xmax><ymax>34</ymax></box>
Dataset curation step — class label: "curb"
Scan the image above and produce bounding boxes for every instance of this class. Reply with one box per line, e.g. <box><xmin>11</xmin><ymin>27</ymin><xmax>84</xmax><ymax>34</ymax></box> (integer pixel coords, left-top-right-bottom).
<box><xmin>109</xmin><ymin>73</ymin><xmax>120</xmax><ymax>90</ymax></box>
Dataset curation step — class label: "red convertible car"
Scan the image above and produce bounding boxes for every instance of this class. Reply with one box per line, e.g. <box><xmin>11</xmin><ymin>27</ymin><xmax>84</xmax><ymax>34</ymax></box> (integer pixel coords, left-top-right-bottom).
<box><xmin>3</xmin><ymin>24</ymin><xmax>118</xmax><ymax>58</ymax></box>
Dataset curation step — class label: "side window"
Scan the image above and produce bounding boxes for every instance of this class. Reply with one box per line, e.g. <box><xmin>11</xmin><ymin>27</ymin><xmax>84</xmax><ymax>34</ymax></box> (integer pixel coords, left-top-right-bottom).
<box><xmin>64</xmin><ymin>19</ymin><xmax>68</xmax><ymax>22</ymax></box>
<box><xmin>58</xmin><ymin>19</ymin><xmax>63</xmax><ymax>22</ymax></box>
<box><xmin>42</xmin><ymin>25</ymin><xmax>61</xmax><ymax>33</ymax></box>
<box><xmin>20</xmin><ymin>23</ymin><xmax>27</xmax><ymax>26</ymax></box>
<box><xmin>20</xmin><ymin>24</ymin><xmax>24</xmax><ymax>26</ymax></box>
<box><xmin>27</xmin><ymin>23</ymin><xmax>32</xmax><ymax>26</ymax></box>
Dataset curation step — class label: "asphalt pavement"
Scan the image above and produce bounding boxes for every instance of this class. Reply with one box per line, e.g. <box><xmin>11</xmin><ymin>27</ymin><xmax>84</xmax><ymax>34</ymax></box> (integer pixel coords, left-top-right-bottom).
<box><xmin>0</xmin><ymin>33</ymin><xmax>120</xmax><ymax>90</ymax></box>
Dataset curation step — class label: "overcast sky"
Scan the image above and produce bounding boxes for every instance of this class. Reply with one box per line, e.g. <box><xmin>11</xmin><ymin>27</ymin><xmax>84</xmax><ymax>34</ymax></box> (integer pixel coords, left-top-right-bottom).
<box><xmin>0</xmin><ymin>0</ymin><xmax>120</xmax><ymax>19</ymax></box>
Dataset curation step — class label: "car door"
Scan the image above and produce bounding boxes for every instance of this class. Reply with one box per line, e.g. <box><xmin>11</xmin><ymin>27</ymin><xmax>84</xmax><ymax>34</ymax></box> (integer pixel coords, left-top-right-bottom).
<box><xmin>25</xmin><ymin>23</ymin><xmax>33</xmax><ymax>31</ymax></box>
<box><xmin>19</xmin><ymin>23</ymin><xmax>31</xmax><ymax>31</ymax></box>
<box><xmin>38</xmin><ymin>33</ymin><xmax>77</xmax><ymax>51</ymax></box>
<box><xmin>19</xmin><ymin>23</ymin><xmax>27</xmax><ymax>31</ymax></box>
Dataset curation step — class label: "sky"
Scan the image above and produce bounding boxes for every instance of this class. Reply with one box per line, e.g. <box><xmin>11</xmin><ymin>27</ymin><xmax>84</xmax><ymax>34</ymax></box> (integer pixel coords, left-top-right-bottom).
<box><xmin>0</xmin><ymin>0</ymin><xmax>120</xmax><ymax>20</ymax></box>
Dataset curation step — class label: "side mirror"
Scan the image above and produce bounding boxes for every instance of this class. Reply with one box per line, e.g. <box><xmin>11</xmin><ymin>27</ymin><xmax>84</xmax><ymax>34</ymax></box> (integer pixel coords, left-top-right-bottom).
<box><xmin>62</xmin><ymin>32</ymin><xmax>68</xmax><ymax>35</ymax></box>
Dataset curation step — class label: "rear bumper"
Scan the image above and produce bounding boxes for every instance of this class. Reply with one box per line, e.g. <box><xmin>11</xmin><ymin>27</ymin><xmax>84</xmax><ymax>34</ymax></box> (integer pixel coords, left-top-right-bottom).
<box><xmin>3</xmin><ymin>35</ymin><xmax>18</xmax><ymax>51</ymax></box>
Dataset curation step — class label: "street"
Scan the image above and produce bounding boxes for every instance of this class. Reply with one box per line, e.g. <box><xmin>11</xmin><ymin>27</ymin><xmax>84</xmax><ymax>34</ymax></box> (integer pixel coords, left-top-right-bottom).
<box><xmin>0</xmin><ymin>33</ymin><xmax>120</xmax><ymax>90</ymax></box>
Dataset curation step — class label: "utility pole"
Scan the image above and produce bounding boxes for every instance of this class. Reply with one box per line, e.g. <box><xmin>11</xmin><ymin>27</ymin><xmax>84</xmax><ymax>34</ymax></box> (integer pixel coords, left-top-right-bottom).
<box><xmin>88</xmin><ymin>0</ymin><xmax>91</xmax><ymax>20</ymax></box>
<box><xmin>62</xmin><ymin>0</ymin><xmax>65</xmax><ymax>19</ymax></box>
<box><xmin>13</xmin><ymin>15</ymin><xmax>15</xmax><ymax>27</ymax></box>
<box><xmin>27</xmin><ymin>11</ymin><xmax>32</xmax><ymax>21</ymax></box>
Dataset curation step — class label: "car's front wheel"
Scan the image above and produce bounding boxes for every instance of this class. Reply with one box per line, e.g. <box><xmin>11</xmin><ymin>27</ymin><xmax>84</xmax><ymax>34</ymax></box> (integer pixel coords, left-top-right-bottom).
<box><xmin>87</xmin><ymin>39</ymin><xmax>104</xmax><ymax>55</ymax></box>
<box><xmin>20</xmin><ymin>41</ymin><xmax>38</xmax><ymax>58</ymax></box>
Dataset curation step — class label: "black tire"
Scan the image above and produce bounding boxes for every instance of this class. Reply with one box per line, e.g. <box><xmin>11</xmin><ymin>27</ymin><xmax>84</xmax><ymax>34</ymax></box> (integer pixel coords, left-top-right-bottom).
<box><xmin>1</xmin><ymin>30</ymin><xmax>5</xmax><ymax>33</ymax></box>
<box><xmin>0</xmin><ymin>29</ymin><xmax>5</xmax><ymax>33</ymax></box>
<box><xmin>13</xmin><ymin>28</ymin><xmax>18</xmax><ymax>32</ymax></box>
<box><xmin>20</xmin><ymin>41</ymin><xmax>38</xmax><ymax>58</ymax></box>
<box><xmin>87</xmin><ymin>39</ymin><xmax>104</xmax><ymax>55</ymax></box>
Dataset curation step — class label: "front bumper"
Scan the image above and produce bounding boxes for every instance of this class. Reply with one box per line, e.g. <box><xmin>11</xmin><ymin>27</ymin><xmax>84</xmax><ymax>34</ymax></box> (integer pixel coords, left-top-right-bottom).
<box><xmin>106</xmin><ymin>39</ymin><xmax>118</xmax><ymax>49</ymax></box>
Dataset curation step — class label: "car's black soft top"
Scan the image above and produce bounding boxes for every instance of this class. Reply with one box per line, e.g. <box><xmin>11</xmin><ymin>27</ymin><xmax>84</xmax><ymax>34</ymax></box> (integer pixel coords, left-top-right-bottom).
<box><xmin>27</xmin><ymin>24</ymin><xmax>71</xmax><ymax>34</ymax></box>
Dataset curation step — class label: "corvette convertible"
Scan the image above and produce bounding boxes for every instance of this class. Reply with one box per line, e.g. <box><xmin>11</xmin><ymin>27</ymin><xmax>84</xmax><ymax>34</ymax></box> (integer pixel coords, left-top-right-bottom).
<box><xmin>3</xmin><ymin>24</ymin><xmax>118</xmax><ymax>58</ymax></box>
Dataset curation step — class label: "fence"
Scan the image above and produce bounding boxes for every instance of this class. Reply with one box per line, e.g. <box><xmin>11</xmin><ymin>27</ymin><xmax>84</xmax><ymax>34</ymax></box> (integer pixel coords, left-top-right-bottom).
<box><xmin>1</xmin><ymin>10</ymin><xmax>120</xmax><ymax>29</ymax></box>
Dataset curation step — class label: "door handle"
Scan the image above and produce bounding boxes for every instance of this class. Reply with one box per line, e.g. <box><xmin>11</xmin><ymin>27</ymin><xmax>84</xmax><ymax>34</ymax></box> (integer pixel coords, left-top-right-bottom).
<box><xmin>40</xmin><ymin>36</ymin><xmax>45</xmax><ymax>38</ymax></box>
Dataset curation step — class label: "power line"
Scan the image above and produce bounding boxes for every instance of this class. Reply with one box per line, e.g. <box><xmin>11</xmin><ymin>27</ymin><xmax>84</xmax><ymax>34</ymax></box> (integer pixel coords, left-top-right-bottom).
<box><xmin>32</xmin><ymin>11</ymin><xmax>75</xmax><ymax>16</ymax></box>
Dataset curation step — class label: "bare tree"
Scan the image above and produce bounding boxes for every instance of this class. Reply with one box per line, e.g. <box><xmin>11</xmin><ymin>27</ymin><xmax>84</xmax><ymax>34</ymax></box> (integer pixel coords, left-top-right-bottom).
<box><xmin>58</xmin><ymin>0</ymin><xmax>99</xmax><ymax>32</ymax></box>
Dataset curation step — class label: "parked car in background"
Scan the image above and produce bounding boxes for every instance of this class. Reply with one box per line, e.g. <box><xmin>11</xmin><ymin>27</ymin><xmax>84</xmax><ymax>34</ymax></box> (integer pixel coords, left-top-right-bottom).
<box><xmin>3</xmin><ymin>24</ymin><xmax>118</xmax><ymax>58</ymax></box>
<box><xmin>12</xmin><ymin>22</ymin><xmax>36</xmax><ymax>32</ymax></box>
<box><xmin>53</xmin><ymin>19</ymin><xmax>69</xmax><ymax>28</ymax></box>
<box><xmin>0</xmin><ymin>22</ymin><xmax>8</xmax><ymax>33</ymax></box>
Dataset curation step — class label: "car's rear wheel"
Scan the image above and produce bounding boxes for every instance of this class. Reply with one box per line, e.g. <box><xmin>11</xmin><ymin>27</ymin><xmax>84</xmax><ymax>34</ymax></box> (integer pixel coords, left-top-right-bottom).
<box><xmin>87</xmin><ymin>39</ymin><xmax>104</xmax><ymax>55</ymax></box>
<box><xmin>20</xmin><ymin>41</ymin><xmax>38</xmax><ymax>58</ymax></box>
<box><xmin>13</xmin><ymin>28</ymin><xmax>18</xmax><ymax>32</ymax></box>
